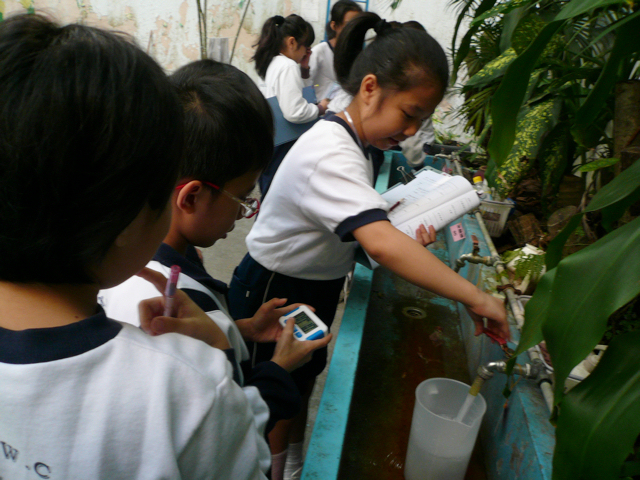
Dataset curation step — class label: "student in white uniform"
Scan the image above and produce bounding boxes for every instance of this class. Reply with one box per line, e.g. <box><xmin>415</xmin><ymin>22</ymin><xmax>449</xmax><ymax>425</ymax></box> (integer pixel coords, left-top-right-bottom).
<box><xmin>229</xmin><ymin>13</ymin><xmax>511</xmax><ymax>480</ymax></box>
<box><xmin>308</xmin><ymin>0</ymin><xmax>362</xmax><ymax>100</ymax></box>
<box><xmin>100</xmin><ymin>59</ymin><xmax>331</xmax><ymax>434</ymax></box>
<box><xmin>254</xmin><ymin>14</ymin><xmax>330</xmax><ymax>198</ymax></box>
<box><xmin>0</xmin><ymin>15</ymin><xmax>271</xmax><ymax>479</ymax></box>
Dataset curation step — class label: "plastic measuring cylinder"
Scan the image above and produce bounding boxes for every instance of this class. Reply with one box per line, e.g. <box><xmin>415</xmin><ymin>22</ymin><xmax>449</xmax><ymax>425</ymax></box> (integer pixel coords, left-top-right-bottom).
<box><xmin>404</xmin><ymin>378</ymin><xmax>487</xmax><ymax>480</ymax></box>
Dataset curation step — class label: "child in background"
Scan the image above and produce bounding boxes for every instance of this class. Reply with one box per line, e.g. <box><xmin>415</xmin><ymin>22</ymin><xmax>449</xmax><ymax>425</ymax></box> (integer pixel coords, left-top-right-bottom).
<box><xmin>307</xmin><ymin>0</ymin><xmax>362</xmax><ymax>100</ymax></box>
<box><xmin>99</xmin><ymin>59</ymin><xmax>331</xmax><ymax>434</ymax></box>
<box><xmin>229</xmin><ymin>12</ymin><xmax>510</xmax><ymax>480</ymax></box>
<box><xmin>253</xmin><ymin>14</ymin><xmax>330</xmax><ymax>198</ymax></box>
<box><xmin>0</xmin><ymin>14</ymin><xmax>271</xmax><ymax>479</ymax></box>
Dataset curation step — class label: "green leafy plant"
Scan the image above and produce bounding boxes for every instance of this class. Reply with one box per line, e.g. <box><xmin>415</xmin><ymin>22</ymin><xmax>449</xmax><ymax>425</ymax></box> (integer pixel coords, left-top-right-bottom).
<box><xmin>509</xmin><ymin>157</ymin><xmax>640</xmax><ymax>480</ymax></box>
<box><xmin>450</xmin><ymin>0</ymin><xmax>640</xmax><ymax>202</ymax></box>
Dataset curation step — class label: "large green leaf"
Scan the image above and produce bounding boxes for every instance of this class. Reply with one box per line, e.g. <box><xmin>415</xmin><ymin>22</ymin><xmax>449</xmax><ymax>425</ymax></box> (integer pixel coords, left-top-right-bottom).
<box><xmin>465</xmin><ymin>48</ymin><xmax>518</xmax><ymax>89</ymax></box>
<box><xmin>601</xmin><ymin>186</ymin><xmax>640</xmax><ymax>231</ymax></box>
<box><xmin>553</xmin><ymin>330</ymin><xmax>640</xmax><ymax>480</ymax></box>
<box><xmin>545</xmin><ymin>155</ymin><xmax>640</xmax><ymax>268</ymax></box>
<box><xmin>545</xmin><ymin>214</ymin><xmax>583</xmax><ymax>270</ymax></box>
<box><xmin>541</xmin><ymin>215</ymin><xmax>640</xmax><ymax>404</ymax></box>
<box><xmin>510</xmin><ymin>268</ymin><xmax>557</xmax><ymax>362</ymax></box>
<box><xmin>576</xmin><ymin>157</ymin><xmax>620</xmax><ymax>172</ymax></box>
<box><xmin>571</xmin><ymin>15</ymin><xmax>640</xmax><ymax>147</ymax></box>
<box><xmin>588</xmin><ymin>156</ymin><xmax>640</xmax><ymax>212</ymax></box>
<box><xmin>494</xmin><ymin>98</ymin><xmax>562</xmax><ymax>196</ymax></box>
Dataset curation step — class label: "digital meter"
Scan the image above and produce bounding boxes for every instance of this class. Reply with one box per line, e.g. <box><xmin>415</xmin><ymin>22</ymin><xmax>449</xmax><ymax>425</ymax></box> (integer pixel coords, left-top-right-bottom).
<box><xmin>279</xmin><ymin>305</ymin><xmax>328</xmax><ymax>341</ymax></box>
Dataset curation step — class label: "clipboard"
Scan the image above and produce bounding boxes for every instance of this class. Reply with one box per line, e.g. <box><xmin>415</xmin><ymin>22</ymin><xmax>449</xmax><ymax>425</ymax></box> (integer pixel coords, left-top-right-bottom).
<box><xmin>267</xmin><ymin>86</ymin><xmax>319</xmax><ymax>146</ymax></box>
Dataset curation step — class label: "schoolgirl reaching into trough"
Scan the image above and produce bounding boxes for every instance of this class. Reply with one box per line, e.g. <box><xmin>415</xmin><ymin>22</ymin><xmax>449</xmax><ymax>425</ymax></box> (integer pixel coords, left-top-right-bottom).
<box><xmin>229</xmin><ymin>13</ymin><xmax>510</xmax><ymax>480</ymax></box>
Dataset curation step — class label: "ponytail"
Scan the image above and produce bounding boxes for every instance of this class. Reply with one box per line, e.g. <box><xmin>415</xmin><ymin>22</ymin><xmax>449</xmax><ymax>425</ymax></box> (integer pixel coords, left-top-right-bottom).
<box><xmin>253</xmin><ymin>14</ymin><xmax>315</xmax><ymax>79</ymax></box>
<box><xmin>334</xmin><ymin>12</ymin><xmax>449</xmax><ymax>96</ymax></box>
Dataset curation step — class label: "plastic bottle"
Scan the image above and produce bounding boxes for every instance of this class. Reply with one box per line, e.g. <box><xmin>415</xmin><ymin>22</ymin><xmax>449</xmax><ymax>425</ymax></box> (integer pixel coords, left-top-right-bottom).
<box><xmin>473</xmin><ymin>176</ymin><xmax>488</xmax><ymax>200</ymax></box>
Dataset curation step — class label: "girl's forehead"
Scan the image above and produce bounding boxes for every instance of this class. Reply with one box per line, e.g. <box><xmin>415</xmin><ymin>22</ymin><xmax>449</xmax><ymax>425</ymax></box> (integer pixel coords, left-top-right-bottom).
<box><xmin>393</xmin><ymin>84</ymin><xmax>442</xmax><ymax>114</ymax></box>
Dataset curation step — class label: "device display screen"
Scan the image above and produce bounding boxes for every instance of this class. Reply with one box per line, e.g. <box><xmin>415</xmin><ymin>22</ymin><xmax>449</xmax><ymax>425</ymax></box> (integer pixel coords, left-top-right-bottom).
<box><xmin>294</xmin><ymin>312</ymin><xmax>317</xmax><ymax>333</ymax></box>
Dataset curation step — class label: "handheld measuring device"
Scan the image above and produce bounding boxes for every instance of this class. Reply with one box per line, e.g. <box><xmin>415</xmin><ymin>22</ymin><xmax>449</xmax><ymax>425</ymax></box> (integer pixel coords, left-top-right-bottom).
<box><xmin>279</xmin><ymin>305</ymin><xmax>328</xmax><ymax>341</ymax></box>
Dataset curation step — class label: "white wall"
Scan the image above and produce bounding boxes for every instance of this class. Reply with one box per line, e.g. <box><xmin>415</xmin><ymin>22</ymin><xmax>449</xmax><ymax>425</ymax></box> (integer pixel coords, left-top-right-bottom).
<box><xmin>1</xmin><ymin>0</ymin><xmax>467</xmax><ymax>140</ymax></box>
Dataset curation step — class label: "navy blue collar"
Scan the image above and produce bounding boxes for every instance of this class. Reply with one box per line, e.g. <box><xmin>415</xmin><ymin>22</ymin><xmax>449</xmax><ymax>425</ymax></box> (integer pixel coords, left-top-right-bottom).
<box><xmin>0</xmin><ymin>307</ymin><xmax>122</xmax><ymax>364</ymax></box>
<box><xmin>325</xmin><ymin>40</ymin><xmax>334</xmax><ymax>52</ymax></box>
<box><xmin>153</xmin><ymin>243</ymin><xmax>228</xmax><ymax>296</ymax></box>
<box><xmin>324</xmin><ymin>113</ymin><xmax>368</xmax><ymax>157</ymax></box>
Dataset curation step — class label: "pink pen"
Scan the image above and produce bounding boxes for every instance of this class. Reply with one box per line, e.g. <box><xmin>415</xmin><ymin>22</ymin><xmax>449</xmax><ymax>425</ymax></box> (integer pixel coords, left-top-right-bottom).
<box><xmin>163</xmin><ymin>265</ymin><xmax>181</xmax><ymax>317</ymax></box>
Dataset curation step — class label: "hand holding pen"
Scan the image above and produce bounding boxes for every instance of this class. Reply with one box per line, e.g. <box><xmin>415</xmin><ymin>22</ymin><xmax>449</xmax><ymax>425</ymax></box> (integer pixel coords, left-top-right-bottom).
<box><xmin>136</xmin><ymin>267</ymin><xmax>231</xmax><ymax>350</ymax></box>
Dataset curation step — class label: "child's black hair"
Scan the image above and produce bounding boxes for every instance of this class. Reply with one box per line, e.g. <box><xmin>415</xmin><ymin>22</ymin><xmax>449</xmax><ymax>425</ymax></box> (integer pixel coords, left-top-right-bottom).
<box><xmin>0</xmin><ymin>14</ymin><xmax>184</xmax><ymax>284</ymax></box>
<box><xmin>326</xmin><ymin>0</ymin><xmax>362</xmax><ymax>40</ymax></box>
<box><xmin>253</xmin><ymin>14</ymin><xmax>315</xmax><ymax>79</ymax></box>
<box><xmin>334</xmin><ymin>12</ymin><xmax>449</xmax><ymax>97</ymax></box>
<box><xmin>170</xmin><ymin>59</ymin><xmax>274</xmax><ymax>187</ymax></box>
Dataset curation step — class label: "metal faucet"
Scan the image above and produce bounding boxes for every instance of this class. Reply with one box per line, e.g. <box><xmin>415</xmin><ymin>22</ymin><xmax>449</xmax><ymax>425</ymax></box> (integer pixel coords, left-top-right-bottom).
<box><xmin>453</xmin><ymin>234</ymin><xmax>501</xmax><ymax>272</ymax></box>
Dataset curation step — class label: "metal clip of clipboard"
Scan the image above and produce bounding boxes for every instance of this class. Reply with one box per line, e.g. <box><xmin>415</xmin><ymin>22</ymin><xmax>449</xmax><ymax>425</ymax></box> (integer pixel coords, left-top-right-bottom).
<box><xmin>396</xmin><ymin>166</ymin><xmax>416</xmax><ymax>185</ymax></box>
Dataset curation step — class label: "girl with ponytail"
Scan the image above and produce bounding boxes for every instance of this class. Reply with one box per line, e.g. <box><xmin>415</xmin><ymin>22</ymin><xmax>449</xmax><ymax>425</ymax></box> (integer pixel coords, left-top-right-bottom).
<box><xmin>253</xmin><ymin>14</ymin><xmax>330</xmax><ymax>199</ymax></box>
<box><xmin>231</xmin><ymin>13</ymin><xmax>509</xmax><ymax>480</ymax></box>
<box><xmin>253</xmin><ymin>14</ymin><xmax>329</xmax><ymax>122</ymax></box>
<box><xmin>307</xmin><ymin>0</ymin><xmax>362</xmax><ymax>100</ymax></box>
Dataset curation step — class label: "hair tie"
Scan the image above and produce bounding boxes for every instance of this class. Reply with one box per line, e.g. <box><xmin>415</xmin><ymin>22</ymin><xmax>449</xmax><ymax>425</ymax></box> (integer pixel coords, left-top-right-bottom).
<box><xmin>274</xmin><ymin>15</ymin><xmax>285</xmax><ymax>27</ymax></box>
<box><xmin>374</xmin><ymin>19</ymin><xmax>390</xmax><ymax>36</ymax></box>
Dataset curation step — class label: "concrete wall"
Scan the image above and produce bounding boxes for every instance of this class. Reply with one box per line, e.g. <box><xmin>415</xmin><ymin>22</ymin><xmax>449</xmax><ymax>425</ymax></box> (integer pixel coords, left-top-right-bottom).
<box><xmin>1</xmin><ymin>0</ymin><xmax>468</xmax><ymax>140</ymax></box>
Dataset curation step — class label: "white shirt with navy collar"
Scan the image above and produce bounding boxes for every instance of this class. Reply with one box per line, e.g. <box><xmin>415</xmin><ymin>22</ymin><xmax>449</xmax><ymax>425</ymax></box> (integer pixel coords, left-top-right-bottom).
<box><xmin>0</xmin><ymin>309</ymin><xmax>271</xmax><ymax>479</ymax></box>
<box><xmin>308</xmin><ymin>41</ymin><xmax>335</xmax><ymax>100</ymax></box>
<box><xmin>246</xmin><ymin>114</ymin><xmax>389</xmax><ymax>281</ymax></box>
<box><xmin>262</xmin><ymin>54</ymin><xmax>320</xmax><ymax>124</ymax></box>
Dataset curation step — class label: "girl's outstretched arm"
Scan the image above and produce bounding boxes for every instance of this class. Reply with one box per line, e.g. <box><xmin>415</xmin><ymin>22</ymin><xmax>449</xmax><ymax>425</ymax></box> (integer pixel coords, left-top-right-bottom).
<box><xmin>353</xmin><ymin>220</ymin><xmax>510</xmax><ymax>341</ymax></box>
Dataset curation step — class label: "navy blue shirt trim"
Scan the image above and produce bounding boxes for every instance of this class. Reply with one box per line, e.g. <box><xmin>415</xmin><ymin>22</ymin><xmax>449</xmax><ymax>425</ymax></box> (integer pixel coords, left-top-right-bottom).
<box><xmin>0</xmin><ymin>308</ymin><xmax>122</xmax><ymax>364</ymax></box>
<box><xmin>324</xmin><ymin>113</ymin><xmax>367</xmax><ymax>156</ymax></box>
<box><xmin>153</xmin><ymin>243</ymin><xmax>228</xmax><ymax>312</ymax></box>
<box><xmin>224</xmin><ymin>349</ymin><xmax>242</xmax><ymax>385</ymax></box>
<box><xmin>249</xmin><ymin>361</ymin><xmax>302</xmax><ymax>433</ymax></box>
<box><xmin>335</xmin><ymin>208</ymin><xmax>389</xmax><ymax>242</ymax></box>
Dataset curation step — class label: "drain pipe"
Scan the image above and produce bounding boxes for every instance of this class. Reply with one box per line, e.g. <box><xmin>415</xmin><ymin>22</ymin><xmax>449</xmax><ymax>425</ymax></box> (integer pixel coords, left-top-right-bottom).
<box><xmin>452</xmin><ymin>159</ymin><xmax>555</xmax><ymax>412</ymax></box>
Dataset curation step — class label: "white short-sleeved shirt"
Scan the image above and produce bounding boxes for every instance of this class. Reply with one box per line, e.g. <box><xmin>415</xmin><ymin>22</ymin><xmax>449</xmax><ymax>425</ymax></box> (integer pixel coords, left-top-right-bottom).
<box><xmin>246</xmin><ymin>116</ymin><xmax>389</xmax><ymax>280</ymax></box>
<box><xmin>308</xmin><ymin>41</ymin><xmax>335</xmax><ymax>100</ymax></box>
<box><xmin>0</xmin><ymin>313</ymin><xmax>271</xmax><ymax>480</ymax></box>
<box><xmin>99</xmin><ymin>260</ymin><xmax>250</xmax><ymax>361</ymax></box>
<box><xmin>262</xmin><ymin>54</ymin><xmax>319</xmax><ymax>124</ymax></box>
<box><xmin>327</xmin><ymin>87</ymin><xmax>353</xmax><ymax>114</ymax></box>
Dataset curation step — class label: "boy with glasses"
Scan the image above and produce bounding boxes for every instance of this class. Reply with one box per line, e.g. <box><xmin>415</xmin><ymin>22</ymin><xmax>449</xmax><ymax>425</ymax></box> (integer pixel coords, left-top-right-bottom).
<box><xmin>100</xmin><ymin>60</ymin><xmax>330</xmax><ymax>434</ymax></box>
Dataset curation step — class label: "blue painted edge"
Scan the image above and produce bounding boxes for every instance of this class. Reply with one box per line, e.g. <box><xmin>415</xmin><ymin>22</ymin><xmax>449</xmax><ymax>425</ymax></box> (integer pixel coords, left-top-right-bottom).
<box><xmin>301</xmin><ymin>154</ymin><xmax>391</xmax><ymax>480</ymax></box>
<box><xmin>446</xmin><ymin>213</ymin><xmax>554</xmax><ymax>480</ymax></box>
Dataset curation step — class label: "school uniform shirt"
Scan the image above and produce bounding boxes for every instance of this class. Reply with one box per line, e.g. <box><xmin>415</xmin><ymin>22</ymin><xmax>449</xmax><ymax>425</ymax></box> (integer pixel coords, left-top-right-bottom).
<box><xmin>0</xmin><ymin>311</ymin><xmax>271</xmax><ymax>479</ymax></box>
<box><xmin>308</xmin><ymin>41</ymin><xmax>335</xmax><ymax>100</ymax></box>
<box><xmin>99</xmin><ymin>244</ymin><xmax>249</xmax><ymax>361</ymax></box>
<box><xmin>263</xmin><ymin>54</ymin><xmax>319</xmax><ymax>124</ymax></box>
<box><xmin>327</xmin><ymin>87</ymin><xmax>353</xmax><ymax>114</ymax></box>
<box><xmin>246</xmin><ymin>115</ymin><xmax>390</xmax><ymax>281</ymax></box>
<box><xmin>99</xmin><ymin>243</ymin><xmax>301</xmax><ymax>433</ymax></box>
